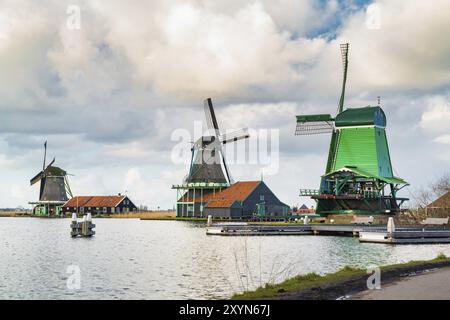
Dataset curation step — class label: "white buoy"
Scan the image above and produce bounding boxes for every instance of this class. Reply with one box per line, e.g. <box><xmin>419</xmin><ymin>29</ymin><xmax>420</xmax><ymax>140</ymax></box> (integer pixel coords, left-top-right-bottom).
<box><xmin>304</xmin><ymin>215</ymin><xmax>310</xmax><ymax>225</ymax></box>
<box><xmin>387</xmin><ymin>217</ymin><xmax>395</xmax><ymax>233</ymax></box>
<box><xmin>87</xmin><ymin>212</ymin><xmax>92</xmax><ymax>222</ymax></box>
<box><xmin>71</xmin><ymin>212</ymin><xmax>77</xmax><ymax>223</ymax></box>
<box><xmin>207</xmin><ymin>215</ymin><xmax>213</xmax><ymax>227</ymax></box>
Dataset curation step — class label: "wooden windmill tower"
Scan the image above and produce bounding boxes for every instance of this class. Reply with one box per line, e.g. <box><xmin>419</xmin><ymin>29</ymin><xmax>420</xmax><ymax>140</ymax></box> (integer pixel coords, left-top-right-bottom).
<box><xmin>295</xmin><ymin>44</ymin><xmax>408</xmax><ymax>216</ymax></box>
<box><xmin>29</xmin><ymin>141</ymin><xmax>73</xmax><ymax>216</ymax></box>
<box><xmin>173</xmin><ymin>98</ymin><xmax>250</xmax><ymax>217</ymax></box>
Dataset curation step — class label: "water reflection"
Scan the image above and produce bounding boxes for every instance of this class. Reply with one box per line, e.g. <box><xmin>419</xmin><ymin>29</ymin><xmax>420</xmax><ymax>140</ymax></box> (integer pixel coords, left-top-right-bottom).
<box><xmin>1</xmin><ymin>218</ymin><xmax>450</xmax><ymax>299</ymax></box>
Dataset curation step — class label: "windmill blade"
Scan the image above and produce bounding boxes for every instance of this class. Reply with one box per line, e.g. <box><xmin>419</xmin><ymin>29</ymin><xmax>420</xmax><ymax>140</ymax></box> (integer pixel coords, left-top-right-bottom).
<box><xmin>220</xmin><ymin>128</ymin><xmax>250</xmax><ymax>144</ymax></box>
<box><xmin>64</xmin><ymin>176</ymin><xmax>73</xmax><ymax>198</ymax></box>
<box><xmin>45</xmin><ymin>157</ymin><xmax>56</xmax><ymax>170</ymax></box>
<box><xmin>43</xmin><ymin>140</ymin><xmax>47</xmax><ymax>171</ymax></box>
<box><xmin>337</xmin><ymin>43</ymin><xmax>349</xmax><ymax>114</ymax></box>
<box><xmin>295</xmin><ymin>114</ymin><xmax>335</xmax><ymax>135</ymax></box>
<box><xmin>218</xmin><ymin>143</ymin><xmax>233</xmax><ymax>184</ymax></box>
<box><xmin>221</xmin><ymin>154</ymin><xmax>233</xmax><ymax>184</ymax></box>
<box><xmin>30</xmin><ymin>171</ymin><xmax>45</xmax><ymax>186</ymax></box>
<box><xmin>204</xmin><ymin>98</ymin><xmax>220</xmax><ymax>134</ymax></box>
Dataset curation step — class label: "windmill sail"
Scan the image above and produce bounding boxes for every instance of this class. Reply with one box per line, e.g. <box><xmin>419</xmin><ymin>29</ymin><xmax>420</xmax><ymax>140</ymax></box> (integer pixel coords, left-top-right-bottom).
<box><xmin>295</xmin><ymin>114</ymin><xmax>334</xmax><ymax>135</ymax></box>
<box><xmin>30</xmin><ymin>143</ymin><xmax>71</xmax><ymax>202</ymax></box>
<box><xmin>337</xmin><ymin>43</ymin><xmax>349</xmax><ymax>114</ymax></box>
<box><xmin>43</xmin><ymin>140</ymin><xmax>47</xmax><ymax>170</ymax></box>
<box><xmin>185</xmin><ymin>98</ymin><xmax>250</xmax><ymax>185</ymax></box>
<box><xmin>220</xmin><ymin>128</ymin><xmax>250</xmax><ymax>144</ymax></box>
<box><xmin>186</xmin><ymin>136</ymin><xmax>228</xmax><ymax>184</ymax></box>
<box><xmin>204</xmin><ymin>98</ymin><xmax>220</xmax><ymax>134</ymax></box>
<box><xmin>295</xmin><ymin>44</ymin><xmax>350</xmax><ymax>136</ymax></box>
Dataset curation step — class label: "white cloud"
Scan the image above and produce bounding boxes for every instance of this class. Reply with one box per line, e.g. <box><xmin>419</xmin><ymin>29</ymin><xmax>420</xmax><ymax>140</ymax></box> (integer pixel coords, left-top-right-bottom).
<box><xmin>10</xmin><ymin>185</ymin><xmax>24</xmax><ymax>199</ymax></box>
<box><xmin>420</xmin><ymin>95</ymin><xmax>450</xmax><ymax>139</ymax></box>
<box><xmin>98</xmin><ymin>1</ymin><xmax>326</xmax><ymax>98</ymax></box>
<box><xmin>0</xmin><ymin>153</ymin><xmax>16</xmax><ymax>167</ymax></box>
<box><xmin>303</xmin><ymin>0</ymin><xmax>450</xmax><ymax>99</ymax></box>
<box><xmin>434</xmin><ymin>134</ymin><xmax>450</xmax><ymax>145</ymax></box>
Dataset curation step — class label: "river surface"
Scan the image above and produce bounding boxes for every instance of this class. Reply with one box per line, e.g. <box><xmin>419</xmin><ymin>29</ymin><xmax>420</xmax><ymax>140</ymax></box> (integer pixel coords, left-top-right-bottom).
<box><xmin>1</xmin><ymin>218</ymin><xmax>450</xmax><ymax>299</ymax></box>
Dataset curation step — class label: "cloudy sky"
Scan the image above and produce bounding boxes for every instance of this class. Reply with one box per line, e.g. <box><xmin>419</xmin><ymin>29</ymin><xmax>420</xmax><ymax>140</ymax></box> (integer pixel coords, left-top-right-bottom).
<box><xmin>0</xmin><ymin>0</ymin><xmax>449</xmax><ymax>209</ymax></box>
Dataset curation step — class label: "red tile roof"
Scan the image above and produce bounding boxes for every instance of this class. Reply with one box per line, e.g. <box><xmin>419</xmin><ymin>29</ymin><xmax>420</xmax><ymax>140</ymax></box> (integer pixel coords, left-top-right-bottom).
<box><xmin>63</xmin><ymin>196</ymin><xmax>126</xmax><ymax>208</ymax></box>
<box><xmin>206</xmin><ymin>199</ymin><xmax>238</xmax><ymax>208</ymax></box>
<box><xmin>205</xmin><ymin>181</ymin><xmax>261</xmax><ymax>208</ymax></box>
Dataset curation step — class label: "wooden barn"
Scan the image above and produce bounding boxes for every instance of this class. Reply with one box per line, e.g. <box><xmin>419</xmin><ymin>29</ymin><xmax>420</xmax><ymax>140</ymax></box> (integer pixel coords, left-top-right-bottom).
<box><xmin>63</xmin><ymin>195</ymin><xmax>138</xmax><ymax>215</ymax></box>
<box><xmin>177</xmin><ymin>181</ymin><xmax>289</xmax><ymax>219</ymax></box>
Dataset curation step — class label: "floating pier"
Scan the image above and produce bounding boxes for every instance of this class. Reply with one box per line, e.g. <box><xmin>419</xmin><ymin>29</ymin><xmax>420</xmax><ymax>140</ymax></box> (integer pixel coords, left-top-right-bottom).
<box><xmin>359</xmin><ymin>229</ymin><xmax>450</xmax><ymax>244</ymax></box>
<box><xmin>71</xmin><ymin>212</ymin><xmax>96</xmax><ymax>237</ymax></box>
<box><xmin>206</xmin><ymin>224</ymin><xmax>313</xmax><ymax>236</ymax></box>
<box><xmin>206</xmin><ymin>220</ymin><xmax>450</xmax><ymax>244</ymax></box>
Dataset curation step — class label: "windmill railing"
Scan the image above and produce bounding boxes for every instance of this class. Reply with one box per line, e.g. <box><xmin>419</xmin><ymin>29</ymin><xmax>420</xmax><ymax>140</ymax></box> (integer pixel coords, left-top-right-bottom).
<box><xmin>363</xmin><ymin>190</ymin><xmax>381</xmax><ymax>199</ymax></box>
<box><xmin>299</xmin><ymin>189</ymin><xmax>320</xmax><ymax>196</ymax></box>
<box><xmin>299</xmin><ymin>189</ymin><xmax>383</xmax><ymax>199</ymax></box>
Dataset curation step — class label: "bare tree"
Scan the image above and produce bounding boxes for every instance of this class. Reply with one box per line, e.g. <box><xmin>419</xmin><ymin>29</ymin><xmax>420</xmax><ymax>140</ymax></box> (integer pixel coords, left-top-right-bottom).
<box><xmin>407</xmin><ymin>173</ymin><xmax>450</xmax><ymax>220</ymax></box>
<box><xmin>412</xmin><ymin>173</ymin><xmax>450</xmax><ymax>208</ymax></box>
<box><xmin>430</xmin><ymin>173</ymin><xmax>450</xmax><ymax>198</ymax></box>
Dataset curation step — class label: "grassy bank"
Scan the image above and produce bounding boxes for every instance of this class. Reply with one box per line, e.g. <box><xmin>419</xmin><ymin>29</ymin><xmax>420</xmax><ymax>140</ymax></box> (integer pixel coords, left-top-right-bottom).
<box><xmin>232</xmin><ymin>254</ymin><xmax>450</xmax><ymax>300</ymax></box>
<box><xmin>0</xmin><ymin>212</ymin><xmax>32</xmax><ymax>217</ymax></box>
<box><xmin>141</xmin><ymin>216</ymin><xmax>206</xmax><ymax>221</ymax></box>
<box><xmin>113</xmin><ymin>211</ymin><xmax>176</xmax><ymax>219</ymax></box>
<box><xmin>0</xmin><ymin>211</ymin><xmax>207</xmax><ymax>221</ymax></box>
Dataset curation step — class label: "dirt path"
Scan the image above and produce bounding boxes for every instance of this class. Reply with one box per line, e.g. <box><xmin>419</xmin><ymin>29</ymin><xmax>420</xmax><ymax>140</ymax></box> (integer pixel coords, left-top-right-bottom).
<box><xmin>352</xmin><ymin>267</ymin><xmax>450</xmax><ymax>300</ymax></box>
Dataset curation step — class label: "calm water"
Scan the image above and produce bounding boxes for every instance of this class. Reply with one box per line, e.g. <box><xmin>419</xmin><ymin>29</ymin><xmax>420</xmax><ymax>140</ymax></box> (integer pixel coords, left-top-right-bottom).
<box><xmin>1</xmin><ymin>218</ymin><xmax>450</xmax><ymax>299</ymax></box>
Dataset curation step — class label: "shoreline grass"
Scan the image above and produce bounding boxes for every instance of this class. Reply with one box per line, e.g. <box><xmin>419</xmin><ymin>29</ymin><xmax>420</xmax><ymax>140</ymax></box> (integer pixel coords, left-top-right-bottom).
<box><xmin>231</xmin><ymin>254</ymin><xmax>450</xmax><ymax>300</ymax></box>
<box><xmin>0</xmin><ymin>212</ymin><xmax>32</xmax><ymax>217</ymax></box>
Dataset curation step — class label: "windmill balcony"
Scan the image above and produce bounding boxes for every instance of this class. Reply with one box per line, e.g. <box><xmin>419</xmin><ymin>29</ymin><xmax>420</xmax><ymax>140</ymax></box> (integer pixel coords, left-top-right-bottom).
<box><xmin>299</xmin><ymin>189</ymin><xmax>320</xmax><ymax>196</ymax></box>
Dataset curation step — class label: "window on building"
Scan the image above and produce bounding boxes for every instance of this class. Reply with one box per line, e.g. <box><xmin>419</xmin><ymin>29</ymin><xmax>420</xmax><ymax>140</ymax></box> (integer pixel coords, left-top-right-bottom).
<box><xmin>103</xmin><ymin>207</ymin><xmax>107</xmax><ymax>213</ymax></box>
<box><xmin>260</xmin><ymin>195</ymin><xmax>265</xmax><ymax>201</ymax></box>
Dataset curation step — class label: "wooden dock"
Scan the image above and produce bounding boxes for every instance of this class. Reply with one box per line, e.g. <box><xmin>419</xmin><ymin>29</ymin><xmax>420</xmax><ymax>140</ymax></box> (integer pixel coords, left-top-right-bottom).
<box><xmin>206</xmin><ymin>224</ymin><xmax>313</xmax><ymax>236</ymax></box>
<box><xmin>206</xmin><ymin>223</ymin><xmax>450</xmax><ymax>244</ymax></box>
<box><xmin>359</xmin><ymin>229</ymin><xmax>450</xmax><ymax>244</ymax></box>
<box><xmin>206</xmin><ymin>224</ymin><xmax>372</xmax><ymax>236</ymax></box>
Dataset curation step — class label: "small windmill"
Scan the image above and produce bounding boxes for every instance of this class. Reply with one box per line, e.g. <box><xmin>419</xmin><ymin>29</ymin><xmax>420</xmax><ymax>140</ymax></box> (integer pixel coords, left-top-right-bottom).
<box><xmin>295</xmin><ymin>43</ymin><xmax>408</xmax><ymax>216</ymax></box>
<box><xmin>173</xmin><ymin>98</ymin><xmax>250</xmax><ymax>217</ymax></box>
<box><xmin>29</xmin><ymin>141</ymin><xmax>73</xmax><ymax>216</ymax></box>
<box><xmin>186</xmin><ymin>98</ymin><xmax>250</xmax><ymax>184</ymax></box>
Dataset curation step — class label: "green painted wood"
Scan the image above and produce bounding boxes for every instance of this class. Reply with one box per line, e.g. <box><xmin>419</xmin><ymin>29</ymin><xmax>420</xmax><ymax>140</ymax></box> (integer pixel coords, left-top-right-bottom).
<box><xmin>333</xmin><ymin>127</ymin><xmax>383</xmax><ymax>177</ymax></box>
<box><xmin>296</xmin><ymin>114</ymin><xmax>334</xmax><ymax>122</ymax></box>
<box><xmin>335</xmin><ymin>106</ymin><xmax>386</xmax><ymax>127</ymax></box>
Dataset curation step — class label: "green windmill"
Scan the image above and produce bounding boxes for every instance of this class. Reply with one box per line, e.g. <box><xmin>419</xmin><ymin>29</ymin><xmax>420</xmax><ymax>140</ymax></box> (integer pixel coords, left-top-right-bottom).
<box><xmin>295</xmin><ymin>43</ymin><xmax>408</xmax><ymax>216</ymax></box>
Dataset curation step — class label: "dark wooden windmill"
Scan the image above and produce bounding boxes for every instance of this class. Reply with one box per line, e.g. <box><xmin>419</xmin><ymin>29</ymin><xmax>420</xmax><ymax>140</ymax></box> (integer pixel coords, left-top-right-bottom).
<box><xmin>29</xmin><ymin>141</ymin><xmax>73</xmax><ymax>216</ymax></box>
<box><xmin>173</xmin><ymin>98</ymin><xmax>250</xmax><ymax>217</ymax></box>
